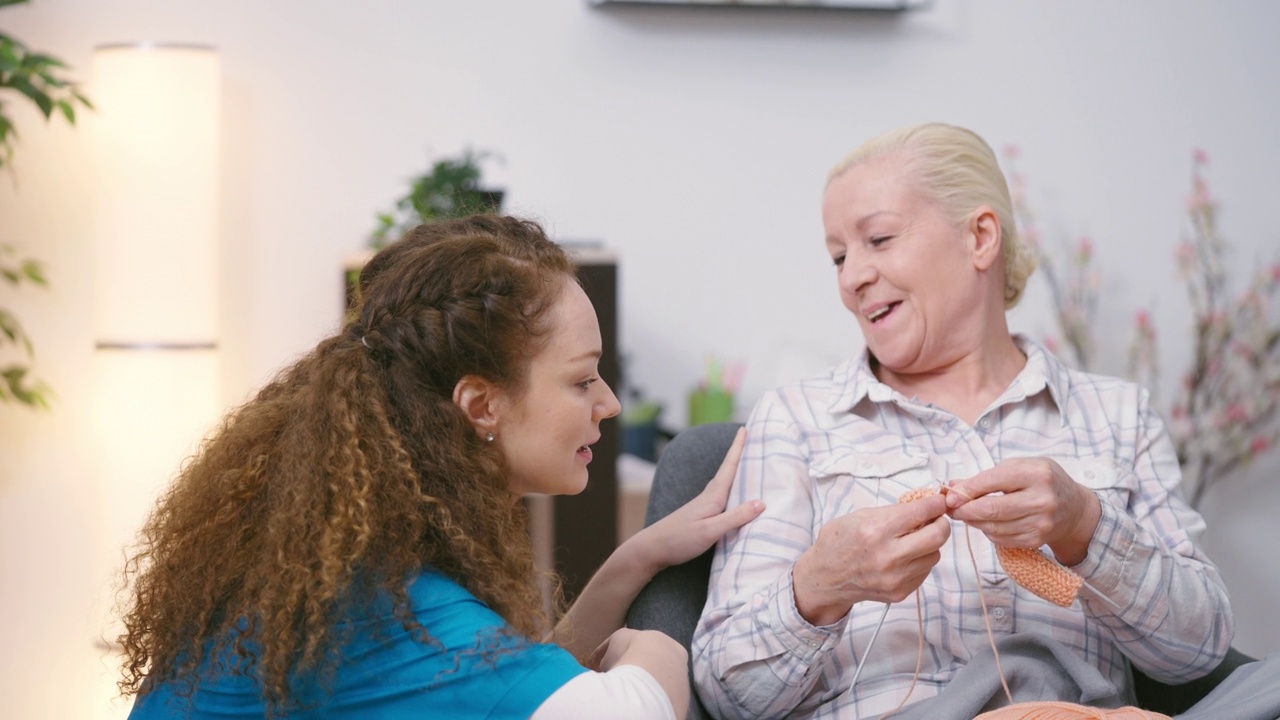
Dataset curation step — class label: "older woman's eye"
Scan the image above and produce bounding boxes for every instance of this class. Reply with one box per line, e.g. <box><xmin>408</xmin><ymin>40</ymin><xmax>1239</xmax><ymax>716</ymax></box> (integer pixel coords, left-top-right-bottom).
<box><xmin>869</xmin><ymin>236</ymin><xmax>893</xmax><ymax>247</ymax></box>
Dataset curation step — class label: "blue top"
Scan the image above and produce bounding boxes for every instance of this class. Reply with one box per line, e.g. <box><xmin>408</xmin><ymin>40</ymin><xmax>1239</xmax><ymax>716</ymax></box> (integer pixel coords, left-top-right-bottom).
<box><xmin>128</xmin><ymin>570</ymin><xmax>588</xmax><ymax>719</ymax></box>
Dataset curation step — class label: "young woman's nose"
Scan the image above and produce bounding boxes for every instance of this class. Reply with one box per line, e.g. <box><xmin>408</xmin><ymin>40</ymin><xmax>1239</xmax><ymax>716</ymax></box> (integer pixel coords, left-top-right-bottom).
<box><xmin>596</xmin><ymin>380</ymin><xmax>622</xmax><ymax>421</ymax></box>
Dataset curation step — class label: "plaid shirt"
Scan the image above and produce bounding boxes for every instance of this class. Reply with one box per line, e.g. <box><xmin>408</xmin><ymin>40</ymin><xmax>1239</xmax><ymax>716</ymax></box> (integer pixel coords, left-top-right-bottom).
<box><xmin>692</xmin><ymin>337</ymin><xmax>1232</xmax><ymax>719</ymax></box>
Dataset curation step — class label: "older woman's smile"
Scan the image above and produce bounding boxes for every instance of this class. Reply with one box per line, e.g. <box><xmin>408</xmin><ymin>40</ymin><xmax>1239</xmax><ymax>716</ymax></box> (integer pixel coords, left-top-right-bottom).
<box><xmin>864</xmin><ymin>301</ymin><xmax>901</xmax><ymax>323</ymax></box>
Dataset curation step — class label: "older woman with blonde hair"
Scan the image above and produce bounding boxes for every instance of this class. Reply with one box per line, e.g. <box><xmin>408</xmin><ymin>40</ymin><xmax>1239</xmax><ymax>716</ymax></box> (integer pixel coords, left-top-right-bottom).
<box><xmin>693</xmin><ymin>123</ymin><xmax>1233</xmax><ymax>719</ymax></box>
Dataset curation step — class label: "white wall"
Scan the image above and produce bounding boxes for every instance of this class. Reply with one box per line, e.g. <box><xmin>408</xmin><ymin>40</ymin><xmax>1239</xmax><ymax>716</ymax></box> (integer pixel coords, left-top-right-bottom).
<box><xmin>2</xmin><ymin>1</ymin><xmax>1277</xmax><ymax>716</ymax></box>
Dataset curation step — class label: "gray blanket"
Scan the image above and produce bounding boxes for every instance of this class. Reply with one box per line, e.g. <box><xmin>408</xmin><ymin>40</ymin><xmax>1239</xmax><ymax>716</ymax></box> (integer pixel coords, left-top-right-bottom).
<box><xmin>884</xmin><ymin>634</ymin><xmax>1280</xmax><ymax>720</ymax></box>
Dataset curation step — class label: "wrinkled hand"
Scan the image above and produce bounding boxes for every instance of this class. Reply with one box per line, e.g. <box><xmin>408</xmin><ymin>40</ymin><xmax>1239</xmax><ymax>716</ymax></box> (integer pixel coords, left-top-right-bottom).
<box><xmin>793</xmin><ymin>495</ymin><xmax>950</xmax><ymax>626</ymax></box>
<box><xmin>946</xmin><ymin>457</ymin><xmax>1101</xmax><ymax>566</ymax></box>
<box><xmin>631</xmin><ymin>427</ymin><xmax>766</xmax><ymax>572</ymax></box>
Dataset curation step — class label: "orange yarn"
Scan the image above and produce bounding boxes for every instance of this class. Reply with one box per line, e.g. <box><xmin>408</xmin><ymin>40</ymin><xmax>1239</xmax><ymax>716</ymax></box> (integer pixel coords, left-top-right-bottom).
<box><xmin>898</xmin><ymin>486</ymin><xmax>1084</xmax><ymax>607</ymax></box>
<box><xmin>996</xmin><ymin>547</ymin><xmax>1084</xmax><ymax>608</ymax></box>
<box><xmin>885</xmin><ymin>488</ymin><xmax>1164</xmax><ymax>720</ymax></box>
<box><xmin>975</xmin><ymin>702</ymin><xmax>1171</xmax><ymax>719</ymax></box>
<box><xmin>886</xmin><ymin>487</ymin><xmax>1123</xmax><ymax>719</ymax></box>
<box><xmin>899</xmin><ymin>486</ymin><xmax>941</xmax><ymax>504</ymax></box>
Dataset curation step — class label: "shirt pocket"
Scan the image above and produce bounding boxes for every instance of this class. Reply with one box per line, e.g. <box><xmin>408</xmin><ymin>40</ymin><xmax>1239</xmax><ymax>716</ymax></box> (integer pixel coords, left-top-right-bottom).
<box><xmin>808</xmin><ymin>449</ymin><xmax>936</xmax><ymax>524</ymax></box>
<box><xmin>1054</xmin><ymin>456</ymin><xmax>1135</xmax><ymax>509</ymax></box>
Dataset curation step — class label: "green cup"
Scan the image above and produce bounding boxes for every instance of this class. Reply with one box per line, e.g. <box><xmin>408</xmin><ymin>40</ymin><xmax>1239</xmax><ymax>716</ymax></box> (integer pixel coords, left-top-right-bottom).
<box><xmin>689</xmin><ymin>387</ymin><xmax>735</xmax><ymax>426</ymax></box>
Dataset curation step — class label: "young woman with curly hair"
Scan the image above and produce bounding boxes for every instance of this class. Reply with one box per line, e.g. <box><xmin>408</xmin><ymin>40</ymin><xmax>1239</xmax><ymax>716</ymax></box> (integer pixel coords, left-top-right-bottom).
<box><xmin>118</xmin><ymin>214</ymin><xmax>764</xmax><ymax>719</ymax></box>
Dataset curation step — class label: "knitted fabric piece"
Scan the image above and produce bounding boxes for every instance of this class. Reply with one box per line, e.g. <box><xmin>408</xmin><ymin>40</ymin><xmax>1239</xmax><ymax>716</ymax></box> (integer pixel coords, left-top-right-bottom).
<box><xmin>898</xmin><ymin>487</ymin><xmax>1084</xmax><ymax>607</ymax></box>
<box><xmin>996</xmin><ymin>547</ymin><xmax>1084</xmax><ymax>608</ymax></box>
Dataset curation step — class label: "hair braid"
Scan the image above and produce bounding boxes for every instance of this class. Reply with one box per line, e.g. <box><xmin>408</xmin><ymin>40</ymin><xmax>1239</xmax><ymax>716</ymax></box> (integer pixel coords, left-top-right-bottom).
<box><xmin>119</xmin><ymin>216</ymin><xmax>576</xmax><ymax>712</ymax></box>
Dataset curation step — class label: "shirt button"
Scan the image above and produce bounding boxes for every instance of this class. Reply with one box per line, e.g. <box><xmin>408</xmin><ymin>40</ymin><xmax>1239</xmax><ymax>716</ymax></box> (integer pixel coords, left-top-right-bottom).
<box><xmin>992</xmin><ymin>607</ymin><xmax>1006</xmax><ymax>620</ymax></box>
<box><xmin>979</xmin><ymin>418</ymin><xmax>990</xmax><ymax>429</ymax></box>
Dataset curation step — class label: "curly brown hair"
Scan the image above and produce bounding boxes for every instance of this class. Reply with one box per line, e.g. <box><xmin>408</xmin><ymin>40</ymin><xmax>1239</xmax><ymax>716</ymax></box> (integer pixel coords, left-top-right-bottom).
<box><xmin>117</xmin><ymin>215</ymin><xmax>577</xmax><ymax>711</ymax></box>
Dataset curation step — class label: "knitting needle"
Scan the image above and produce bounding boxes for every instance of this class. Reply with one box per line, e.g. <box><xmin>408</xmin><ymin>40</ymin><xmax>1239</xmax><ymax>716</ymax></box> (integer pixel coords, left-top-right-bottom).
<box><xmin>938</xmin><ymin>481</ymin><xmax>1121</xmax><ymax>608</ymax></box>
<box><xmin>848</xmin><ymin>602</ymin><xmax>891</xmax><ymax>693</ymax></box>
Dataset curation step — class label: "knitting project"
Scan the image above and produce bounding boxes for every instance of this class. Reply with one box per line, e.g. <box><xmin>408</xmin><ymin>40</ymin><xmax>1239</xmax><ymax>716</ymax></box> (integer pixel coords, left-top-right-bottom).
<box><xmin>899</xmin><ymin>486</ymin><xmax>1083</xmax><ymax>607</ymax></box>
<box><xmin>879</xmin><ymin>488</ymin><xmax>1168</xmax><ymax>720</ymax></box>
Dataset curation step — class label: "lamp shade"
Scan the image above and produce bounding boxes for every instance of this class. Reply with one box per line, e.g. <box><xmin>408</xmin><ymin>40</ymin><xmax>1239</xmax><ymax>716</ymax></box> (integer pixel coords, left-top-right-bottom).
<box><xmin>88</xmin><ymin>47</ymin><xmax>224</xmax><ymax>712</ymax></box>
<box><xmin>92</xmin><ymin>44</ymin><xmax>221</xmax><ymax>346</ymax></box>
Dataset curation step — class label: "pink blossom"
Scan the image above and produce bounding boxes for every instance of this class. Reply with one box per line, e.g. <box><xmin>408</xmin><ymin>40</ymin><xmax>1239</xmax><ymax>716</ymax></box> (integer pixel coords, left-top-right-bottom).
<box><xmin>1176</xmin><ymin>241</ymin><xmax>1194</xmax><ymax>266</ymax></box>
<box><xmin>1076</xmin><ymin>236</ymin><xmax>1094</xmax><ymax>263</ymax></box>
<box><xmin>1004</xmin><ymin>144</ymin><xmax>1021</xmax><ymax>160</ymax></box>
<box><xmin>1185</xmin><ymin>174</ymin><xmax>1215</xmax><ymax>211</ymax></box>
<box><xmin>1193</xmin><ymin>148</ymin><xmax>1210</xmax><ymax>166</ymax></box>
<box><xmin>1271</xmin><ymin>264</ymin><xmax>1280</xmax><ymax>284</ymax></box>
<box><xmin>1251</xmin><ymin>436</ymin><xmax>1273</xmax><ymax>455</ymax></box>
<box><xmin>1135</xmin><ymin>309</ymin><xmax>1152</xmax><ymax>331</ymax></box>
<box><xmin>1225</xmin><ymin>403</ymin><xmax>1249</xmax><ymax>423</ymax></box>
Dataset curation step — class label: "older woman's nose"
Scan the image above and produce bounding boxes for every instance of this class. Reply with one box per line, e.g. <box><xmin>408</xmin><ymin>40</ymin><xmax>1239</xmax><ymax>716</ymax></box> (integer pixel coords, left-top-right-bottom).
<box><xmin>840</xmin><ymin>252</ymin><xmax>877</xmax><ymax>294</ymax></box>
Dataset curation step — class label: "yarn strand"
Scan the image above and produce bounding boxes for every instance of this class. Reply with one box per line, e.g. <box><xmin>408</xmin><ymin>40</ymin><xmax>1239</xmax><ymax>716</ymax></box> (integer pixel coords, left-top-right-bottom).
<box><xmin>965</xmin><ymin>521</ymin><xmax>1015</xmax><ymax>705</ymax></box>
<box><xmin>883</xmin><ymin>484</ymin><xmax>1173</xmax><ymax>720</ymax></box>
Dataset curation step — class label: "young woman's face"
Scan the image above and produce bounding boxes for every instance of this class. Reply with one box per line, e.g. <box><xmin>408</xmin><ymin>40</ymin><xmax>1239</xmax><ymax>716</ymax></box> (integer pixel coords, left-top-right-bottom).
<box><xmin>822</xmin><ymin>155</ymin><xmax>988</xmax><ymax>375</ymax></box>
<box><xmin>495</xmin><ymin>278</ymin><xmax>621</xmax><ymax>497</ymax></box>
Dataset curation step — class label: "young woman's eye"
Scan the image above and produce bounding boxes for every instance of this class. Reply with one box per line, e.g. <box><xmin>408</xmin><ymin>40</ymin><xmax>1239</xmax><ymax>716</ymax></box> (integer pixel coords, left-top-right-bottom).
<box><xmin>576</xmin><ymin>378</ymin><xmax>599</xmax><ymax>392</ymax></box>
<box><xmin>831</xmin><ymin>254</ymin><xmax>845</xmax><ymax>268</ymax></box>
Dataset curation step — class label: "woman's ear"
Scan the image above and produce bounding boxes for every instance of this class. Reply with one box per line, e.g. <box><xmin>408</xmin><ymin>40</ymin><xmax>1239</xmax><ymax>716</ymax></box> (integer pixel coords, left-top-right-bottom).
<box><xmin>453</xmin><ymin>375</ymin><xmax>503</xmax><ymax>437</ymax></box>
<box><xmin>967</xmin><ymin>206</ymin><xmax>1003</xmax><ymax>271</ymax></box>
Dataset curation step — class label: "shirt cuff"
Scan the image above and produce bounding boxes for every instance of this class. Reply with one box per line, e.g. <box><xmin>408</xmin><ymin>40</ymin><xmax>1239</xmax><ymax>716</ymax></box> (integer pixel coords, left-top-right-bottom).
<box><xmin>1071</xmin><ymin>495</ymin><xmax>1136</xmax><ymax>601</ymax></box>
<box><xmin>760</xmin><ymin>568</ymin><xmax>846</xmax><ymax>662</ymax></box>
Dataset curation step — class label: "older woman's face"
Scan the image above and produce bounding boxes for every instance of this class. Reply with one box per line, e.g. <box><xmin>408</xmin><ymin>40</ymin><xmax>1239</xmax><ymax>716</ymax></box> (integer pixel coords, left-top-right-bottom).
<box><xmin>822</xmin><ymin>155</ymin><xmax>989</xmax><ymax>374</ymax></box>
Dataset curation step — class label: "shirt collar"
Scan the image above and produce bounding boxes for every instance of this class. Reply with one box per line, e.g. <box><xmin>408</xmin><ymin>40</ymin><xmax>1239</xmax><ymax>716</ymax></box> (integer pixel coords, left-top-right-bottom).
<box><xmin>826</xmin><ymin>334</ymin><xmax>1072</xmax><ymax>424</ymax></box>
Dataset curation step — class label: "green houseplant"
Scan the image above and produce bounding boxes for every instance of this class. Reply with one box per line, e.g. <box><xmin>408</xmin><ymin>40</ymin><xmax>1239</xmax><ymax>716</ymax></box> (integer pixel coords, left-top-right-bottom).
<box><xmin>368</xmin><ymin>147</ymin><xmax>504</xmax><ymax>248</ymax></box>
<box><xmin>0</xmin><ymin>0</ymin><xmax>93</xmax><ymax>408</ymax></box>
<box><xmin>346</xmin><ymin>147</ymin><xmax>504</xmax><ymax>309</ymax></box>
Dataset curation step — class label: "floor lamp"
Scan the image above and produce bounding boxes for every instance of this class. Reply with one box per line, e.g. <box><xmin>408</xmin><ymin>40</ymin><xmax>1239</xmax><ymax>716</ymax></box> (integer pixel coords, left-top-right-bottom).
<box><xmin>90</xmin><ymin>43</ymin><xmax>221</xmax><ymax>718</ymax></box>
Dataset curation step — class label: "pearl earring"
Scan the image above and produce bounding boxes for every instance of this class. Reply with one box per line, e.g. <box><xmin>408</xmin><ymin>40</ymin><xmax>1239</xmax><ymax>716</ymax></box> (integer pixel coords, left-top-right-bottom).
<box><xmin>485</xmin><ymin>432</ymin><xmax>495</xmax><ymax>443</ymax></box>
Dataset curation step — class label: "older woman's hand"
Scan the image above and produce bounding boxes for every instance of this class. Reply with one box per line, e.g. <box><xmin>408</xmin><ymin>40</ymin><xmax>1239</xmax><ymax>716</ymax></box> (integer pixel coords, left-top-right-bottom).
<box><xmin>630</xmin><ymin>427</ymin><xmax>766</xmax><ymax>574</ymax></box>
<box><xmin>946</xmin><ymin>458</ymin><xmax>1102</xmax><ymax>567</ymax></box>
<box><xmin>792</xmin><ymin>495</ymin><xmax>950</xmax><ymax>627</ymax></box>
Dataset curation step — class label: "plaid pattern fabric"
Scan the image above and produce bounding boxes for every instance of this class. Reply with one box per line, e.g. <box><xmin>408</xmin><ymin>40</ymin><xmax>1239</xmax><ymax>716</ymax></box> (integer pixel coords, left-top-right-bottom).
<box><xmin>692</xmin><ymin>337</ymin><xmax>1232</xmax><ymax>720</ymax></box>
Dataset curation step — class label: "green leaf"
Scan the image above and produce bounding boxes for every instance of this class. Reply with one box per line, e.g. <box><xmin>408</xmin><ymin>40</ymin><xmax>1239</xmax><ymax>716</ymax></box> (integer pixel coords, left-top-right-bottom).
<box><xmin>20</xmin><ymin>259</ymin><xmax>45</xmax><ymax>284</ymax></box>
<box><xmin>56</xmin><ymin>99</ymin><xmax>74</xmax><ymax>124</ymax></box>
<box><xmin>9</xmin><ymin>76</ymin><xmax>54</xmax><ymax>117</ymax></box>
<box><xmin>0</xmin><ymin>0</ymin><xmax>32</xmax><ymax>10</ymax></box>
<box><xmin>35</xmin><ymin>69</ymin><xmax>69</xmax><ymax>90</ymax></box>
<box><xmin>0</xmin><ymin>364</ymin><xmax>51</xmax><ymax>409</ymax></box>
<box><xmin>24</xmin><ymin>52</ymin><xmax>67</xmax><ymax>70</ymax></box>
<box><xmin>0</xmin><ymin>307</ymin><xmax>30</xmax><ymax>350</ymax></box>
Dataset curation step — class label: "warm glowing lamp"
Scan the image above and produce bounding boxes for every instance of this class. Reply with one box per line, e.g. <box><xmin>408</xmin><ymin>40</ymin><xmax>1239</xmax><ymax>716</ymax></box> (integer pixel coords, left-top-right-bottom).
<box><xmin>89</xmin><ymin>43</ymin><xmax>222</xmax><ymax>718</ymax></box>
